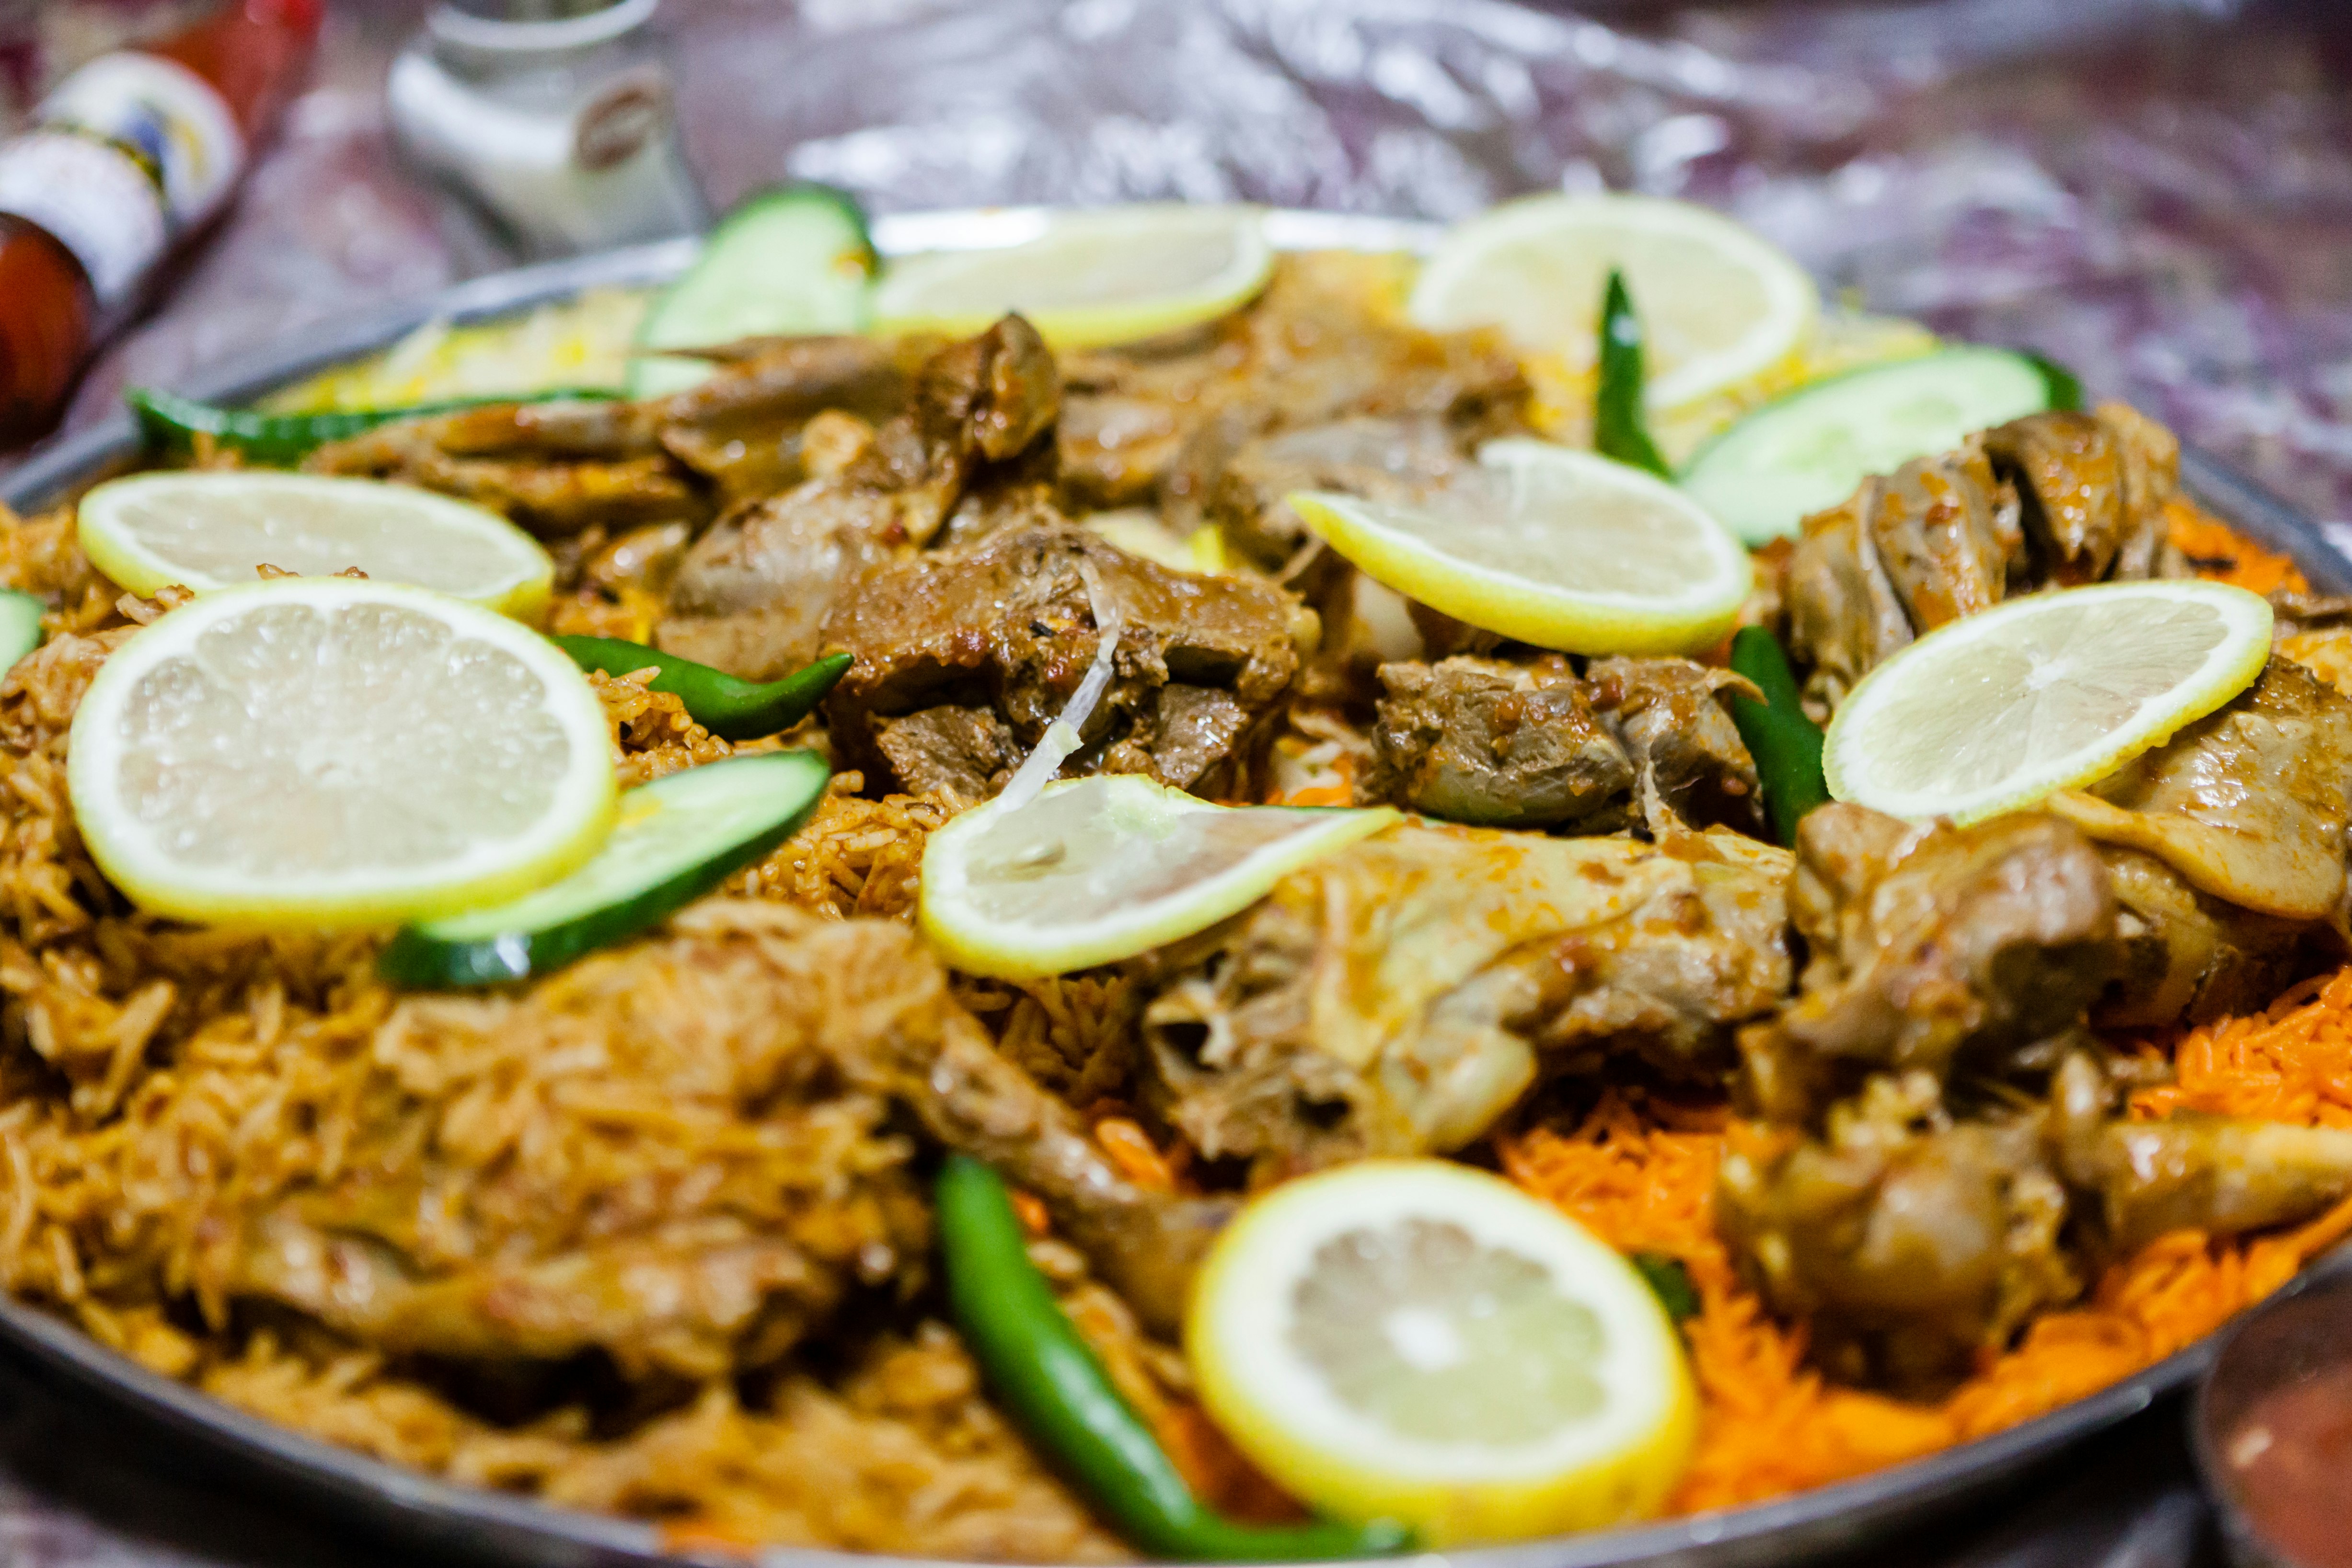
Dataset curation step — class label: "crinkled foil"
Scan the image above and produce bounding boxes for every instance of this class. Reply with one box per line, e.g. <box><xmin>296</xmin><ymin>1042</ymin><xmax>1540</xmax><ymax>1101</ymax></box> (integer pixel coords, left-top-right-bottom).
<box><xmin>40</xmin><ymin>0</ymin><xmax>2352</xmax><ymax>541</ymax></box>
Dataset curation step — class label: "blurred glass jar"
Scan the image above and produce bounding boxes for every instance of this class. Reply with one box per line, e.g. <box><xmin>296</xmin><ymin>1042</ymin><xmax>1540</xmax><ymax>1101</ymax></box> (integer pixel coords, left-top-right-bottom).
<box><xmin>388</xmin><ymin>0</ymin><xmax>705</xmax><ymax>260</ymax></box>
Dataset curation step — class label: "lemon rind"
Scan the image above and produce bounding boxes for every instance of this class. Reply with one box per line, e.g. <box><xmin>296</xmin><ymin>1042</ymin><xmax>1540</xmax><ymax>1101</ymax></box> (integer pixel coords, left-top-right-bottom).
<box><xmin>917</xmin><ymin>776</ymin><xmax>1396</xmax><ymax>980</ymax></box>
<box><xmin>871</xmin><ymin>207</ymin><xmax>1275</xmax><ymax>349</ymax></box>
<box><xmin>67</xmin><ymin>578</ymin><xmax>615</xmax><ymax>929</ymax></box>
<box><xmin>1188</xmin><ymin>1160</ymin><xmax>1695</xmax><ymax>1545</ymax></box>
<box><xmin>1289</xmin><ymin>444</ymin><xmax>1753</xmax><ymax>657</ymax></box>
<box><xmin>78</xmin><ymin>472</ymin><xmax>556</xmax><ymax>623</ymax></box>
<box><xmin>1822</xmin><ymin>580</ymin><xmax>2275</xmax><ymax>825</ymax></box>
<box><xmin>1406</xmin><ymin>192</ymin><xmax>1820</xmax><ymax>412</ymax></box>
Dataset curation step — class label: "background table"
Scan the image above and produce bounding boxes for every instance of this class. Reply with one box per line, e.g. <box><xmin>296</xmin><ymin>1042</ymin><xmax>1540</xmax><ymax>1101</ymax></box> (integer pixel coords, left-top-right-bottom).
<box><xmin>4</xmin><ymin>0</ymin><xmax>2350</xmax><ymax>1563</ymax></box>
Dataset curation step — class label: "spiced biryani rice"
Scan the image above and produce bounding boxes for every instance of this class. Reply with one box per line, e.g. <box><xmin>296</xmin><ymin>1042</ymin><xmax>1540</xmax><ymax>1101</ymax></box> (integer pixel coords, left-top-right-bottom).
<box><xmin>5</xmin><ymin>203</ymin><xmax>2352</xmax><ymax>1561</ymax></box>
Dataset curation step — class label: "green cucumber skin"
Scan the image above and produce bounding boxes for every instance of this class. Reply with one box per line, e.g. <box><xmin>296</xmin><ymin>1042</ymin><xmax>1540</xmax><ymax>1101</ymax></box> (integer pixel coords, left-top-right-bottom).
<box><xmin>379</xmin><ymin>752</ymin><xmax>830</xmax><ymax>990</ymax></box>
<box><xmin>635</xmin><ymin>184</ymin><xmax>879</xmax><ymax>369</ymax></box>
<box><xmin>129</xmin><ymin>386</ymin><xmax>619</xmax><ymax>465</ymax></box>
<box><xmin>0</xmin><ymin>589</ymin><xmax>44</xmax><ymax>673</ymax></box>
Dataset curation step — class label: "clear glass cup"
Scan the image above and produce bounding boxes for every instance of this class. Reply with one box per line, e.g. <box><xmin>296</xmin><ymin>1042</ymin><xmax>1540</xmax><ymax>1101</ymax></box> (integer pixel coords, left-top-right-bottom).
<box><xmin>387</xmin><ymin>0</ymin><xmax>705</xmax><ymax>260</ymax></box>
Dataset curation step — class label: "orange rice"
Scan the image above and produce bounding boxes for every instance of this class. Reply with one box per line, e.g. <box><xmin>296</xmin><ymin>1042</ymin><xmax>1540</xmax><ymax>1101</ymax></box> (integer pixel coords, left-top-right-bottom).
<box><xmin>1500</xmin><ymin>967</ymin><xmax>2352</xmax><ymax>1515</ymax></box>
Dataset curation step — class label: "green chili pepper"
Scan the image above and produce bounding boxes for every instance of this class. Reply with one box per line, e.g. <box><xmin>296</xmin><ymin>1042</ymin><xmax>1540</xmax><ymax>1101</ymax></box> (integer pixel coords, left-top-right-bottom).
<box><xmin>1593</xmin><ymin>269</ymin><xmax>1672</xmax><ymax>480</ymax></box>
<box><xmin>1726</xmin><ymin>625</ymin><xmax>1831</xmax><ymax>847</ymax></box>
<box><xmin>1630</xmin><ymin>1251</ymin><xmax>1700</xmax><ymax>1324</ymax></box>
<box><xmin>936</xmin><ymin>1155</ymin><xmax>1413</xmax><ymax>1561</ymax></box>
<box><xmin>127</xmin><ymin>385</ymin><xmax>619</xmax><ymax>465</ymax></box>
<box><xmin>2023</xmin><ymin>351</ymin><xmax>2084</xmax><ymax>413</ymax></box>
<box><xmin>553</xmin><ymin>638</ymin><xmax>850</xmax><ymax>741</ymax></box>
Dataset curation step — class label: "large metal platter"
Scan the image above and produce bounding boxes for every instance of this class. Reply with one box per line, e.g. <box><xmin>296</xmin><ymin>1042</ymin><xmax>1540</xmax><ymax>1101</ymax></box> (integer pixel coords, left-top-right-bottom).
<box><xmin>0</xmin><ymin>210</ymin><xmax>2345</xmax><ymax>1568</ymax></box>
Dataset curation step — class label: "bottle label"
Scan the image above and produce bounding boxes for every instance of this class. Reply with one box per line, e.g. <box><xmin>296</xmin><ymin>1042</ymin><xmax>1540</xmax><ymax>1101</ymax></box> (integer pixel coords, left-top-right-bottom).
<box><xmin>0</xmin><ymin>132</ymin><xmax>167</xmax><ymax>308</ymax></box>
<box><xmin>0</xmin><ymin>51</ymin><xmax>248</xmax><ymax>311</ymax></box>
<box><xmin>38</xmin><ymin>53</ymin><xmax>247</xmax><ymax>229</ymax></box>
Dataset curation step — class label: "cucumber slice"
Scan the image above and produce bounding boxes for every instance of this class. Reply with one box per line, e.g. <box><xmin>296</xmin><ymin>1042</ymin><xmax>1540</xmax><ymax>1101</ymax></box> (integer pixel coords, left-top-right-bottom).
<box><xmin>1681</xmin><ymin>346</ymin><xmax>2071</xmax><ymax>544</ymax></box>
<box><xmin>380</xmin><ymin>749</ymin><xmax>830</xmax><ymax>988</ymax></box>
<box><xmin>0</xmin><ymin>589</ymin><xmax>43</xmax><ymax>673</ymax></box>
<box><xmin>628</xmin><ymin>184</ymin><xmax>879</xmax><ymax>400</ymax></box>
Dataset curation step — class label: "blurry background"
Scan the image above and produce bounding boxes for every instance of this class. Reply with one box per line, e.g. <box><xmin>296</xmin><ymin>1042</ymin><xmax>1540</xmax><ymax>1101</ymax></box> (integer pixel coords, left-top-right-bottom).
<box><xmin>0</xmin><ymin>0</ymin><xmax>2350</xmax><ymax>536</ymax></box>
<box><xmin>0</xmin><ymin>1</ymin><xmax>2348</xmax><ymax>1563</ymax></box>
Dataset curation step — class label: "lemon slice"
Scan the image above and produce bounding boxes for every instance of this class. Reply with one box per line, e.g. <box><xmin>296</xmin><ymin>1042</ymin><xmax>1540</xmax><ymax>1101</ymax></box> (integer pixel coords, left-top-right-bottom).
<box><xmin>918</xmin><ymin>775</ymin><xmax>1395</xmax><ymax>980</ymax></box>
<box><xmin>1290</xmin><ymin>437</ymin><xmax>1752</xmax><ymax>656</ymax></box>
<box><xmin>1409</xmin><ymin>193</ymin><xmax>1818</xmax><ymax>410</ymax></box>
<box><xmin>1188</xmin><ymin>1160</ymin><xmax>1695</xmax><ymax>1545</ymax></box>
<box><xmin>873</xmin><ymin>204</ymin><xmax>1274</xmax><ymax>347</ymax></box>
<box><xmin>68</xmin><ymin>578</ymin><xmax>615</xmax><ymax>928</ymax></box>
<box><xmin>1823</xmin><ymin>580</ymin><xmax>2274</xmax><ymax>825</ymax></box>
<box><xmin>79</xmin><ymin>472</ymin><xmax>555</xmax><ymax>622</ymax></box>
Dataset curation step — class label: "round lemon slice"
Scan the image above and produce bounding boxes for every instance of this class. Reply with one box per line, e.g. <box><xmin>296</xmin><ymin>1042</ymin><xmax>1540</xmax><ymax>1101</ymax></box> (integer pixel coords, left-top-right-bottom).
<box><xmin>1824</xmin><ymin>580</ymin><xmax>2275</xmax><ymax>825</ymax></box>
<box><xmin>1409</xmin><ymin>193</ymin><xmax>1818</xmax><ymax>411</ymax></box>
<box><xmin>68</xmin><ymin>578</ymin><xmax>616</xmax><ymax>928</ymax></box>
<box><xmin>1188</xmin><ymin>1160</ymin><xmax>1695</xmax><ymax>1545</ymax></box>
<box><xmin>873</xmin><ymin>204</ymin><xmax>1274</xmax><ymax>347</ymax></box>
<box><xmin>1289</xmin><ymin>438</ymin><xmax>1752</xmax><ymax>656</ymax></box>
<box><xmin>918</xmin><ymin>774</ymin><xmax>1395</xmax><ymax>980</ymax></box>
<box><xmin>79</xmin><ymin>472</ymin><xmax>555</xmax><ymax>622</ymax></box>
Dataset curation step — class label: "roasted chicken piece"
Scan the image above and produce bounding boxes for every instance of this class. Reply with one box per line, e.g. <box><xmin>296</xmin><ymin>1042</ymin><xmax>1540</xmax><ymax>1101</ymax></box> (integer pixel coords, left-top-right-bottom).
<box><xmin>1737</xmin><ymin>804</ymin><xmax>2118</xmax><ymax>1125</ymax></box>
<box><xmin>2046</xmin><ymin>657</ymin><xmax>2352</xmax><ymax>924</ymax></box>
<box><xmin>1784</xmin><ymin>404</ymin><xmax>2185</xmax><ymax>717</ymax></box>
<box><xmin>657</xmin><ymin>316</ymin><xmax>1063</xmax><ymax>681</ymax></box>
<box><xmin>1134</xmin><ymin>823</ymin><xmax>1791</xmax><ymax>1178</ymax></box>
<box><xmin>233</xmin><ymin>903</ymin><xmax>1229</xmax><ymax>1365</ymax></box>
<box><xmin>1359</xmin><ymin>654</ymin><xmax>1761</xmax><ymax>835</ymax></box>
<box><xmin>306</xmin><ymin>335</ymin><xmax>908</xmax><ymax>531</ymax></box>
<box><xmin>2095</xmin><ymin>845</ymin><xmax>2309</xmax><ymax>1029</ymax></box>
<box><xmin>1054</xmin><ymin>253</ymin><xmax>1529</xmax><ymax>519</ymax></box>
<box><xmin>822</xmin><ymin>522</ymin><xmax>1310</xmax><ymax>802</ymax></box>
<box><xmin>1724</xmin><ymin>1051</ymin><xmax>2352</xmax><ymax>1391</ymax></box>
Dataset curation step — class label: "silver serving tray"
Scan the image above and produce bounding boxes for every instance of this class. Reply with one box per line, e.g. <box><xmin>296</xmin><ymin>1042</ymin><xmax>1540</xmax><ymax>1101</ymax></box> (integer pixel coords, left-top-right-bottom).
<box><xmin>1</xmin><ymin>209</ymin><xmax>2346</xmax><ymax>1568</ymax></box>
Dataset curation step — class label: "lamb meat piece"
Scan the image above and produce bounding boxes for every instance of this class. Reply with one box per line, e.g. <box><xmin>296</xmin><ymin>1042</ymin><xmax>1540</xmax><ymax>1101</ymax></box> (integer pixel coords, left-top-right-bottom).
<box><xmin>1784</xmin><ymin>489</ymin><xmax>1918</xmax><ymax>719</ymax></box>
<box><xmin>1784</xmin><ymin>404</ymin><xmax>2188</xmax><ymax>717</ymax></box>
<box><xmin>1134</xmin><ymin>824</ymin><xmax>1792</xmax><ymax>1178</ymax></box>
<box><xmin>1582</xmin><ymin>656</ymin><xmax>1764</xmax><ymax>833</ymax></box>
<box><xmin>1204</xmin><ymin>414</ymin><xmax>1470</xmax><ymax>572</ymax></box>
<box><xmin>1738</xmin><ymin>804</ymin><xmax>2118</xmax><ymax>1125</ymax></box>
<box><xmin>821</xmin><ymin>523</ymin><xmax>1309</xmax><ymax>800</ymax></box>
<box><xmin>870</xmin><ymin>704</ymin><xmax>1021</xmax><ymax>807</ymax></box>
<box><xmin>1717</xmin><ymin>1072</ymin><xmax>2076</xmax><ymax>1393</ymax></box>
<box><xmin>2047</xmin><ymin>657</ymin><xmax>2352</xmax><ymax>922</ymax></box>
<box><xmin>656</xmin><ymin>318</ymin><xmax>1062</xmax><ymax>681</ymax></box>
<box><xmin>1983</xmin><ymin>411</ymin><xmax>2126</xmax><ymax>584</ymax></box>
<box><xmin>2094</xmin><ymin>846</ymin><xmax>2309</xmax><ymax>1030</ymax></box>
<box><xmin>1862</xmin><ymin>442</ymin><xmax>2022</xmax><ymax>631</ymax></box>
<box><xmin>1361</xmin><ymin>656</ymin><xmax>1634</xmax><ymax>831</ymax></box>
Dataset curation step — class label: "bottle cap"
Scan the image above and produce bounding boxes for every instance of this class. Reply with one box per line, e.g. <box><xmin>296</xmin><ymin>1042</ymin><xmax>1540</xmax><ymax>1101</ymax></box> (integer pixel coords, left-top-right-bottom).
<box><xmin>427</xmin><ymin>0</ymin><xmax>657</xmax><ymax>52</ymax></box>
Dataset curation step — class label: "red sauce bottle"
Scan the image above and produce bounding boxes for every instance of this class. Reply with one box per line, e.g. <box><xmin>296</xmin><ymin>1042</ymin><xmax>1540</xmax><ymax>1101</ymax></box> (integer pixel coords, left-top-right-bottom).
<box><xmin>0</xmin><ymin>0</ymin><xmax>323</xmax><ymax>447</ymax></box>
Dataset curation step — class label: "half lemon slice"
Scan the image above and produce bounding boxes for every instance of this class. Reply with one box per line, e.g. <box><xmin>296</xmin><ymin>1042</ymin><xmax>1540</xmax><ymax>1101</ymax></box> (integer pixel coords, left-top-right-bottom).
<box><xmin>1408</xmin><ymin>193</ymin><xmax>1818</xmax><ymax>410</ymax></box>
<box><xmin>1290</xmin><ymin>438</ymin><xmax>1752</xmax><ymax>656</ymax></box>
<box><xmin>1188</xmin><ymin>1160</ymin><xmax>1695</xmax><ymax>1545</ymax></box>
<box><xmin>68</xmin><ymin>578</ymin><xmax>615</xmax><ymax>927</ymax></box>
<box><xmin>873</xmin><ymin>204</ymin><xmax>1274</xmax><ymax>347</ymax></box>
<box><xmin>1823</xmin><ymin>580</ymin><xmax>2274</xmax><ymax>824</ymax></box>
<box><xmin>79</xmin><ymin>471</ymin><xmax>555</xmax><ymax>622</ymax></box>
<box><xmin>918</xmin><ymin>774</ymin><xmax>1395</xmax><ymax>980</ymax></box>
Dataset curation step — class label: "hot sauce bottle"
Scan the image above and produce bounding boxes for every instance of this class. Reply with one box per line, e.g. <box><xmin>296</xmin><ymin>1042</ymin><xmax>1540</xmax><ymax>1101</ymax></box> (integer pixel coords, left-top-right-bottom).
<box><xmin>0</xmin><ymin>0</ymin><xmax>323</xmax><ymax>446</ymax></box>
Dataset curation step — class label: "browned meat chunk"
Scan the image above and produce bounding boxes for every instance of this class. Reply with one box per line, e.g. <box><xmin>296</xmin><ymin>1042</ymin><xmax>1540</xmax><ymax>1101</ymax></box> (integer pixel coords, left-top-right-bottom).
<box><xmin>871</xmin><ymin>704</ymin><xmax>1021</xmax><ymax>807</ymax></box>
<box><xmin>822</xmin><ymin>523</ymin><xmax>1309</xmax><ymax>800</ymax></box>
<box><xmin>657</xmin><ymin>317</ymin><xmax>1063</xmax><ymax>680</ymax></box>
<box><xmin>1205</xmin><ymin>414</ymin><xmax>1469</xmax><ymax>571</ymax></box>
<box><xmin>1362</xmin><ymin>656</ymin><xmax>1633</xmax><ymax>831</ymax></box>
<box><xmin>2095</xmin><ymin>846</ymin><xmax>2309</xmax><ymax>1030</ymax></box>
<box><xmin>1785</xmin><ymin>404</ymin><xmax>2187</xmax><ymax>717</ymax></box>
<box><xmin>1360</xmin><ymin>655</ymin><xmax>1762</xmax><ymax>835</ymax></box>
<box><xmin>2046</xmin><ymin>657</ymin><xmax>2352</xmax><ymax>923</ymax></box>
<box><xmin>1134</xmin><ymin>825</ymin><xmax>1792</xmax><ymax>1178</ymax></box>
<box><xmin>1738</xmin><ymin>804</ymin><xmax>2117</xmax><ymax>1125</ymax></box>
<box><xmin>1718</xmin><ymin>1072</ymin><xmax>2076</xmax><ymax>1393</ymax></box>
<box><xmin>1583</xmin><ymin>656</ymin><xmax>1764</xmax><ymax>834</ymax></box>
